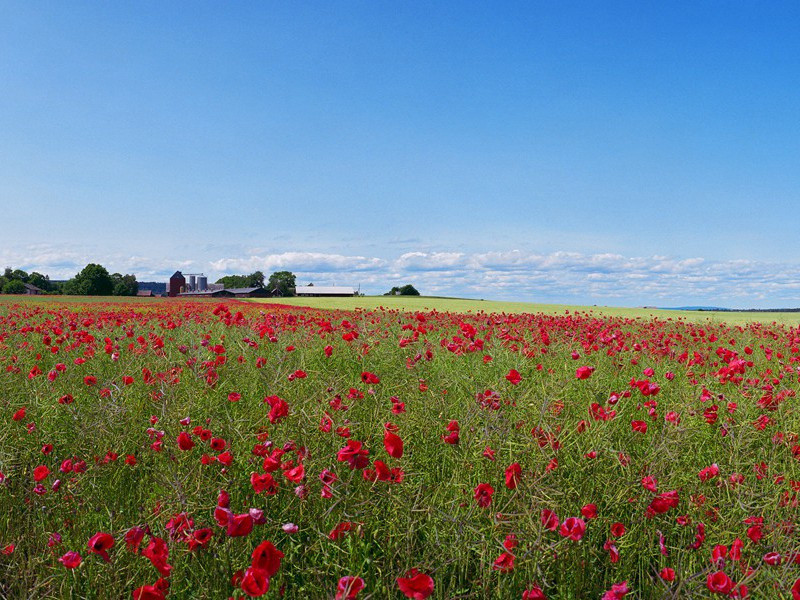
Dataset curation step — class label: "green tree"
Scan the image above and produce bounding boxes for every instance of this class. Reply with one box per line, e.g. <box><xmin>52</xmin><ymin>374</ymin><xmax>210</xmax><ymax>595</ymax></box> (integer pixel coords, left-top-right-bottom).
<box><xmin>28</xmin><ymin>272</ymin><xmax>50</xmax><ymax>291</ymax></box>
<box><xmin>268</xmin><ymin>271</ymin><xmax>296</xmax><ymax>296</ymax></box>
<box><xmin>66</xmin><ymin>264</ymin><xmax>114</xmax><ymax>296</ymax></box>
<box><xmin>385</xmin><ymin>284</ymin><xmax>420</xmax><ymax>296</ymax></box>
<box><xmin>247</xmin><ymin>271</ymin><xmax>265</xmax><ymax>288</ymax></box>
<box><xmin>399</xmin><ymin>284</ymin><xmax>420</xmax><ymax>296</ymax></box>
<box><xmin>215</xmin><ymin>275</ymin><xmax>248</xmax><ymax>288</ymax></box>
<box><xmin>216</xmin><ymin>271</ymin><xmax>266</xmax><ymax>289</ymax></box>
<box><xmin>2</xmin><ymin>279</ymin><xmax>25</xmax><ymax>294</ymax></box>
<box><xmin>111</xmin><ymin>273</ymin><xmax>138</xmax><ymax>296</ymax></box>
<box><xmin>10</xmin><ymin>269</ymin><xmax>28</xmax><ymax>282</ymax></box>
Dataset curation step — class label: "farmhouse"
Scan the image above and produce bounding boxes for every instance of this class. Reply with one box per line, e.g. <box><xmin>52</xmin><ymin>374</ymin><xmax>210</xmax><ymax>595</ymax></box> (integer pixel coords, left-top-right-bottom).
<box><xmin>295</xmin><ymin>285</ymin><xmax>357</xmax><ymax>297</ymax></box>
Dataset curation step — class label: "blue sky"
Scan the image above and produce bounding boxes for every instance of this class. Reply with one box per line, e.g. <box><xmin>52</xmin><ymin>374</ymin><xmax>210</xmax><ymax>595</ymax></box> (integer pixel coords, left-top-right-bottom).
<box><xmin>2</xmin><ymin>2</ymin><xmax>799</xmax><ymax>307</ymax></box>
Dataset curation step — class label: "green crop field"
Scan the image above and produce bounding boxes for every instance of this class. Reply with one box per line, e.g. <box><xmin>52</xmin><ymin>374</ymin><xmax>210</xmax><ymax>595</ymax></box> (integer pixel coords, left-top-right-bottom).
<box><xmin>248</xmin><ymin>295</ymin><xmax>800</xmax><ymax>326</ymax></box>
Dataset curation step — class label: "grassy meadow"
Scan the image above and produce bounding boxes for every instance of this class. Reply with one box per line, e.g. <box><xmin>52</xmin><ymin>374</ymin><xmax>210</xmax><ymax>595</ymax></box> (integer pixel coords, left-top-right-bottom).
<box><xmin>1</xmin><ymin>296</ymin><xmax>800</xmax><ymax>599</ymax></box>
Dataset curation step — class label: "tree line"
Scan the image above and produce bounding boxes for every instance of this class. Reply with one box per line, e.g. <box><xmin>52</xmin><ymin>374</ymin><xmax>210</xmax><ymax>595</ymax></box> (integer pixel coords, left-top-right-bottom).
<box><xmin>2</xmin><ymin>265</ymin><xmax>420</xmax><ymax>297</ymax></box>
<box><xmin>0</xmin><ymin>264</ymin><xmax>138</xmax><ymax>296</ymax></box>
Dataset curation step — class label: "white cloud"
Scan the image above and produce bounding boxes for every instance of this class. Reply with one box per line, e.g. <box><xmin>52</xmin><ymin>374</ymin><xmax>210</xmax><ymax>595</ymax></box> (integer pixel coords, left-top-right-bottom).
<box><xmin>5</xmin><ymin>243</ymin><xmax>800</xmax><ymax>308</ymax></box>
<box><xmin>210</xmin><ymin>252</ymin><xmax>386</xmax><ymax>274</ymax></box>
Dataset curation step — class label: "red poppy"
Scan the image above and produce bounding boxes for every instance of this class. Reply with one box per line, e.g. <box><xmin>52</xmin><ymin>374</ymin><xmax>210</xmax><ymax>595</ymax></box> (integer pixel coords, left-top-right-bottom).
<box><xmin>265</xmin><ymin>395</ymin><xmax>289</xmax><ymax>424</ymax></box>
<box><xmin>610</xmin><ymin>522</ymin><xmax>626</xmax><ymax>537</ymax></box>
<box><xmin>646</xmin><ymin>490</ymin><xmax>679</xmax><ymax>517</ymax></box>
<box><xmin>474</xmin><ymin>483</ymin><xmax>494</xmax><ymax>508</ymax></box>
<box><xmin>177</xmin><ymin>431</ymin><xmax>194</xmax><ymax>451</ymax></box>
<box><xmin>132</xmin><ymin>584</ymin><xmax>166</xmax><ymax>600</ymax></box>
<box><xmin>522</xmin><ymin>585</ymin><xmax>547</xmax><ymax>599</ymax></box>
<box><xmin>87</xmin><ymin>532</ymin><xmax>114</xmax><ymax>562</ymax></box>
<box><xmin>559</xmin><ymin>517</ymin><xmax>586</xmax><ymax>541</ymax></box>
<box><xmin>698</xmin><ymin>464</ymin><xmax>720</xmax><ymax>482</ymax></box>
<box><xmin>33</xmin><ymin>465</ymin><xmax>50</xmax><ymax>482</ymax></box>
<box><xmin>505</xmin><ymin>369</ymin><xmax>522</xmax><ymax>385</ymax></box>
<box><xmin>58</xmin><ymin>551</ymin><xmax>82</xmax><ymax>569</ymax></box>
<box><xmin>336</xmin><ymin>576</ymin><xmax>365</xmax><ymax>600</ymax></box>
<box><xmin>226</xmin><ymin>513</ymin><xmax>254</xmax><ymax>538</ymax></box>
<box><xmin>337</xmin><ymin>440</ymin><xmax>370</xmax><ymax>470</ymax></box>
<box><xmin>329</xmin><ymin>521</ymin><xmax>359</xmax><ymax>541</ymax></box>
<box><xmin>442</xmin><ymin>420</ymin><xmax>460</xmax><ymax>445</ymax></box>
<box><xmin>396</xmin><ymin>569</ymin><xmax>434</xmax><ymax>599</ymax></box>
<box><xmin>493</xmin><ymin>551</ymin><xmax>515</xmax><ymax>572</ymax></box>
<box><xmin>240</xmin><ymin>566</ymin><xmax>269</xmax><ymax>597</ymax></box>
<box><xmin>504</xmin><ymin>463</ymin><xmax>521</xmax><ymax>489</ymax></box>
<box><xmin>384</xmin><ymin>430</ymin><xmax>404</xmax><ymax>459</ymax></box>
<box><xmin>250</xmin><ymin>472</ymin><xmax>278</xmax><ymax>495</ymax></box>
<box><xmin>706</xmin><ymin>571</ymin><xmax>733</xmax><ymax>594</ymax></box>
<box><xmin>541</xmin><ymin>509</ymin><xmax>559</xmax><ymax>531</ymax></box>
<box><xmin>361</xmin><ymin>371</ymin><xmax>380</xmax><ymax>385</ymax></box>
<box><xmin>125</xmin><ymin>526</ymin><xmax>146</xmax><ymax>553</ymax></box>
<box><xmin>242</xmin><ymin>541</ymin><xmax>281</xmax><ymax>582</ymax></box>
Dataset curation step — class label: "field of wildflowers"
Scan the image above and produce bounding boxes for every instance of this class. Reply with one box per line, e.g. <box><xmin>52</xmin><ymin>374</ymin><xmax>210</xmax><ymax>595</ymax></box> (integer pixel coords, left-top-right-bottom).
<box><xmin>1</xmin><ymin>298</ymin><xmax>800</xmax><ymax>599</ymax></box>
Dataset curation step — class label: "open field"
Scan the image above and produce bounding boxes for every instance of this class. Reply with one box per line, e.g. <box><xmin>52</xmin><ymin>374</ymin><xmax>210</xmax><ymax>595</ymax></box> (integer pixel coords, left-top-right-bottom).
<box><xmin>2</xmin><ymin>297</ymin><xmax>800</xmax><ymax>599</ymax></box>
<box><xmin>250</xmin><ymin>295</ymin><xmax>800</xmax><ymax>326</ymax></box>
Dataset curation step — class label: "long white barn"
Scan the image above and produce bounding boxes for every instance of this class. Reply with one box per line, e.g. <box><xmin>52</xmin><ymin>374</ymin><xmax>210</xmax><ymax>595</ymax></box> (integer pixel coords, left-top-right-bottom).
<box><xmin>295</xmin><ymin>285</ymin><xmax>356</xmax><ymax>297</ymax></box>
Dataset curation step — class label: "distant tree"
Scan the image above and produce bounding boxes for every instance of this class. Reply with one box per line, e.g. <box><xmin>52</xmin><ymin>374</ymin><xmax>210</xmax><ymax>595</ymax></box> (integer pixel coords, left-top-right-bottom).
<box><xmin>399</xmin><ymin>284</ymin><xmax>420</xmax><ymax>296</ymax></box>
<box><xmin>66</xmin><ymin>264</ymin><xmax>114</xmax><ymax>296</ymax></box>
<box><xmin>215</xmin><ymin>271</ymin><xmax>265</xmax><ymax>289</ymax></box>
<box><xmin>11</xmin><ymin>269</ymin><xmax>28</xmax><ymax>282</ymax></box>
<box><xmin>385</xmin><ymin>284</ymin><xmax>420</xmax><ymax>296</ymax></box>
<box><xmin>247</xmin><ymin>271</ymin><xmax>265</xmax><ymax>288</ymax></box>
<box><xmin>28</xmin><ymin>272</ymin><xmax>50</xmax><ymax>291</ymax></box>
<box><xmin>0</xmin><ymin>276</ymin><xmax>7</xmax><ymax>291</ymax></box>
<box><xmin>111</xmin><ymin>273</ymin><xmax>138</xmax><ymax>296</ymax></box>
<box><xmin>2</xmin><ymin>279</ymin><xmax>26</xmax><ymax>294</ymax></box>
<box><xmin>216</xmin><ymin>274</ymin><xmax>247</xmax><ymax>288</ymax></box>
<box><xmin>268</xmin><ymin>271</ymin><xmax>296</xmax><ymax>296</ymax></box>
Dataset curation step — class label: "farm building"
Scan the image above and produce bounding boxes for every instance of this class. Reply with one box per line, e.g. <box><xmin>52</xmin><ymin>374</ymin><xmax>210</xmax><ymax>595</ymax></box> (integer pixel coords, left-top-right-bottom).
<box><xmin>295</xmin><ymin>285</ymin><xmax>356</xmax><ymax>297</ymax></box>
<box><xmin>177</xmin><ymin>289</ymin><xmax>235</xmax><ymax>298</ymax></box>
<box><xmin>167</xmin><ymin>271</ymin><xmax>186</xmax><ymax>297</ymax></box>
<box><xmin>226</xmin><ymin>287</ymin><xmax>271</xmax><ymax>298</ymax></box>
<box><xmin>23</xmin><ymin>283</ymin><xmax>43</xmax><ymax>295</ymax></box>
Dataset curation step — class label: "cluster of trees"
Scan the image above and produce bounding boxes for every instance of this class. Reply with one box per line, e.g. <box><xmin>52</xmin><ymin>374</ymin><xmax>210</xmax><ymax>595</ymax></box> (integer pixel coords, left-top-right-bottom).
<box><xmin>1</xmin><ymin>265</ymin><xmax>139</xmax><ymax>296</ymax></box>
<box><xmin>385</xmin><ymin>284</ymin><xmax>420</xmax><ymax>296</ymax></box>
<box><xmin>61</xmin><ymin>264</ymin><xmax>139</xmax><ymax>296</ymax></box>
<box><xmin>0</xmin><ymin>268</ymin><xmax>52</xmax><ymax>294</ymax></box>
<box><xmin>215</xmin><ymin>270</ymin><xmax>296</xmax><ymax>296</ymax></box>
<box><xmin>215</xmin><ymin>271</ymin><xmax>265</xmax><ymax>289</ymax></box>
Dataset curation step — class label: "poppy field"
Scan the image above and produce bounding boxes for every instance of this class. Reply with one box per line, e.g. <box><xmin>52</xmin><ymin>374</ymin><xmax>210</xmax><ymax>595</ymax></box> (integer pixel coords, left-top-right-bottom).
<box><xmin>2</xmin><ymin>298</ymin><xmax>800</xmax><ymax>599</ymax></box>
